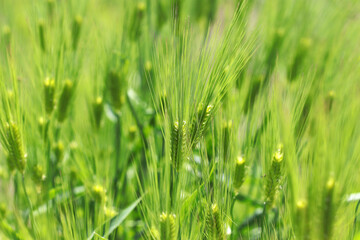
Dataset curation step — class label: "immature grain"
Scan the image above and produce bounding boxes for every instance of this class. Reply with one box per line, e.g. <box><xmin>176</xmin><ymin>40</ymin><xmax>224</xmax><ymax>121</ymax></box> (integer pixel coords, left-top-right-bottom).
<box><xmin>264</xmin><ymin>144</ymin><xmax>283</xmax><ymax>206</ymax></box>
<box><xmin>190</xmin><ymin>103</ymin><xmax>213</xmax><ymax>148</ymax></box>
<box><xmin>72</xmin><ymin>15</ymin><xmax>83</xmax><ymax>50</ymax></box>
<box><xmin>57</xmin><ymin>79</ymin><xmax>74</xmax><ymax>123</ymax></box>
<box><xmin>5</xmin><ymin>122</ymin><xmax>27</xmax><ymax>173</ymax></box>
<box><xmin>43</xmin><ymin>78</ymin><xmax>56</xmax><ymax>115</ymax></box>
<box><xmin>92</xmin><ymin>96</ymin><xmax>104</xmax><ymax>130</ymax></box>
<box><xmin>171</xmin><ymin>121</ymin><xmax>187</xmax><ymax>171</ymax></box>
<box><xmin>233</xmin><ymin>156</ymin><xmax>246</xmax><ymax>190</ymax></box>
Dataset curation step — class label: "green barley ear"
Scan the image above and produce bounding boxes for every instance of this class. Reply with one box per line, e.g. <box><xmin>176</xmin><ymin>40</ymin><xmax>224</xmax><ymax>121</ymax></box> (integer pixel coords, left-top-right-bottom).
<box><xmin>38</xmin><ymin>116</ymin><xmax>46</xmax><ymax>136</ymax></box>
<box><xmin>264</xmin><ymin>144</ymin><xmax>284</xmax><ymax>206</ymax></box>
<box><xmin>222</xmin><ymin>120</ymin><xmax>232</xmax><ymax>161</ymax></box>
<box><xmin>128</xmin><ymin>125</ymin><xmax>137</xmax><ymax>141</ymax></box>
<box><xmin>168</xmin><ymin>214</ymin><xmax>176</xmax><ymax>240</ymax></box>
<box><xmin>47</xmin><ymin>0</ymin><xmax>55</xmax><ymax>19</ymax></box>
<box><xmin>31</xmin><ymin>164</ymin><xmax>46</xmax><ymax>185</ymax></box>
<box><xmin>6</xmin><ymin>153</ymin><xmax>16</xmax><ymax>174</ymax></box>
<box><xmin>38</xmin><ymin>19</ymin><xmax>46</xmax><ymax>52</ymax></box>
<box><xmin>92</xmin><ymin>96</ymin><xmax>104</xmax><ymax>130</ymax></box>
<box><xmin>160</xmin><ymin>212</ymin><xmax>168</xmax><ymax>240</ymax></box>
<box><xmin>57</xmin><ymin>79</ymin><xmax>74</xmax><ymax>123</ymax></box>
<box><xmin>107</xmin><ymin>70</ymin><xmax>125</xmax><ymax>111</ymax></box>
<box><xmin>295</xmin><ymin>199</ymin><xmax>309</xmax><ymax>240</ymax></box>
<box><xmin>91</xmin><ymin>184</ymin><xmax>107</xmax><ymax>203</ymax></box>
<box><xmin>72</xmin><ymin>15</ymin><xmax>83</xmax><ymax>50</ymax></box>
<box><xmin>204</xmin><ymin>204</ymin><xmax>215</xmax><ymax>240</ymax></box>
<box><xmin>149</xmin><ymin>226</ymin><xmax>160</xmax><ymax>240</ymax></box>
<box><xmin>171</xmin><ymin>121</ymin><xmax>187</xmax><ymax>171</ymax></box>
<box><xmin>325</xmin><ymin>90</ymin><xmax>335</xmax><ymax>113</ymax></box>
<box><xmin>190</xmin><ymin>103</ymin><xmax>213</xmax><ymax>148</ymax></box>
<box><xmin>322</xmin><ymin>178</ymin><xmax>335</xmax><ymax>240</ymax></box>
<box><xmin>53</xmin><ymin>141</ymin><xmax>64</xmax><ymax>164</ymax></box>
<box><xmin>289</xmin><ymin>37</ymin><xmax>313</xmax><ymax>80</ymax></box>
<box><xmin>233</xmin><ymin>155</ymin><xmax>246</xmax><ymax>190</ymax></box>
<box><xmin>129</xmin><ymin>2</ymin><xmax>146</xmax><ymax>41</ymax></box>
<box><xmin>265</xmin><ymin>27</ymin><xmax>285</xmax><ymax>78</ymax></box>
<box><xmin>5</xmin><ymin>122</ymin><xmax>27</xmax><ymax>173</ymax></box>
<box><xmin>2</xmin><ymin>25</ymin><xmax>11</xmax><ymax>49</ymax></box>
<box><xmin>43</xmin><ymin>78</ymin><xmax>56</xmax><ymax>115</ymax></box>
<box><xmin>159</xmin><ymin>212</ymin><xmax>176</xmax><ymax>240</ymax></box>
<box><xmin>211</xmin><ymin>204</ymin><xmax>225</xmax><ymax>240</ymax></box>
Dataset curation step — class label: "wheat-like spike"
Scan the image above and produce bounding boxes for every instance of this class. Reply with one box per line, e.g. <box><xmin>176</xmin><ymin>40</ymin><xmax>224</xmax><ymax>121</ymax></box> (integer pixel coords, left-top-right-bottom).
<box><xmin>44</xmin><ymin>78</ymin><xmax>56</xmax><ymax>115</ymax></box>
<box><xmin>323</xmin><ymin>178</ymin><xmax>335</xmax><ymax>240</ymax></box>
<box><xmin>222</xmin><ymin>120</ymin><xmax>232</xmax><ymax>161</ymax></box>
<box><xmin>190</xmin><ymin>104</ymin><xmax>213</xmax><ymax>148</ymax></box>
<box><xmin>295</xmin><ymin>199</ymin><xmax>310</xmax><ymax>240</ymax></box>
<box><xmin>264</xmin><ymin>144</ymin><xmax>284</xmax><ymax>206</ymax></box>
<box><xmin>168</xmin><ymin>214</ymin><xmax>176</xmax><ymax>240</ymax></box>
<box><xmin>233</xmin><ymin>156</ymin><xmax>246</xmax><ymax>190</ymax></box>
<box><xmin>38</xmin><ymin>19</ymin><xmax>46</xmax><ymax>52</ymax></box>
<box><xmin>107</xmin><ymin>70</ymin><xmax>125</xmax><ymax>110</ymax></box>
<box><xmin>47</xmin><ymin>0</ymin><xmax>55</xmax><ymax>18</ymax></box>
<box><xmin>149</xmin><ymin>226</ymin><xmax>160</xmax><ymax>240</ymax></box>
<box><xmin>160</xmin><ymin>212</ymin><xmax>168</xmax><ymax>240</ymax></box>
<box><xmin>91</xmin><ymin>184</ymin><xmax>106</xmax><ymax>203</ymax></box>
<box><xmin>92</xmin><ymin>96</ymin><xmax>104</xmax><ymax>130</ymax></box>
<box><xmin>57</xmin><ymin>79</ymin><xmax>74</xmax><ymax>123</ymax></box>
<box><xmin>72</xmin><ymin>15</ymin><xmax>83</xmax><ymax>50</ymax></box>
<box><xmin>171</xmin><ymin>121</ymin><xmax>187</xmax><ymax>171</ymax></box>
<box><xmin>53</xmin><ymin>141</ymin><xmax>64</xmax><ymax>164</ymax></box>
<box><xmin>289</xmin><ymin>37</ymin><xmax>313</xmax><ymax>80</ymax></box>
<box><xmin>204</xmin><ymin>205</ymin><xmax>215</xmax><ymax>240</ymax></box>
<box><xmin>129</xmin><ymin>3</ymin><xmax>146</xmax><ymax>41</ymax></box>
<box><xmin>31</xmin><ymin>164</ymin><xmax>46</xmax><ymax>185</ymax></box>
<box><xmin>212</xmin><ymin>204</ymin><xmax>225</xmax><ymax>240</ymax></box>
<box><xmin>6</xmin><ymin>122</ymin><xmax>26</xmax><ymax>173</ymax></box>
<box><xmin>2</xmin><ymin>25</ymin><xmax>11</xmax><ymax>48</ymax></box>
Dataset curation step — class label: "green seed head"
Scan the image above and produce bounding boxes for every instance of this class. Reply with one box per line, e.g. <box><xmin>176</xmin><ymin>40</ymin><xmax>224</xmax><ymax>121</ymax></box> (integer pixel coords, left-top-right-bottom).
<box><xmin>5</xmin><ymin>122</ymin><xmax>27</xmax><ymax>173</ymax></box>
<box><xmin>265</xmin><ymin>145</ymin><xmax>284</xmax><ymax>205</ymax></box>
<box><xmin>222</xmin><ymin>120</ymin><xmax>232</xmax><ymax>161</ymax></box>
<box><xmin>190</xmin><ymin>103</ymin><xmax>213</xmax><ymax>148</ymax></box>
<box><xmin>233</xmin><ymin>155</ymin><xmax>246</xmax><ymax>190</ymax></box>
<box><xmin>323</xmin><ymin>177</ymin><xmax>336</xmax><ymax>240</ymax></box>
<box><xmin>31</xmin><ymin>164</ymin><xmax>46</xmax><ymax>184</ymax></box>
<box><xmin>129</xmin><ymin>2</ymin><xmax>146</xmax><ymax>40</ymax></box>
<box><xmin>72</xmin><ymin>15</ymin><xmax>83</xmax><ymax>50</ymax></box>
<box><xmin>2</xmin><ymin>25</ymin><xmax>11</xmax><ymax>47</ymax></box>
<box><xmin>171</xmin><ymin>120</ymin><xmax>187</xmax><ymax>171</ymax></box>
<box><xmin>44</xmin><ymin>78</ymin><xmax>56</xmax><ymax>115</ymax></box>
<box><xmin>149</xmin><ymin>226</ymin><xmax>160</xmax><ymax>240</ymax></box>
<box><xmin>92</xmin><ymin>96</ymin><xmax>104</xmax><ymax>130</ymax></box>
<box><xmin>47</xmin><ymin>0</ymin><xmax>55</xmax><ymax>17</ymax></box>
<box><xmin>107</xmin><ymin>70</ymin><xmax>125</xmax><ymax>110</ymax></box>
<box><xmin>38</xmin><ymin>19</ymin><xmax>46</xmax><ymax>52</ymax></box>
<box><xmin>211</xmin><ymin>204</ymin><xmax>225</xmax><ymax>240</ymax></box>
<box><xmin>91</xmin><ymin>184</ymin><xmax>106</xmax><ymax>203</ymax></box>
<box><xmin>128</xmin><ymin>125</ymin><xmax>137</xmax><ymax>141</ymax></box>
<box><xmin>57</xmin><ymin>79</ymin><xmax>74</xmax><ymax>123</ymax></box>
<box><xmin>325</xmin><ymin>90</ymin><xmax>335</xmax><ymax>112</ymax></box>
<box><xmin>53</xmin><ymin>141</ymin><xmax>64</xmax><ymax>163</ymax></box>
<box><xmin>159</xmin><ymin>212</ymin><xmax>176</xmax><ymax>240</ymax></box>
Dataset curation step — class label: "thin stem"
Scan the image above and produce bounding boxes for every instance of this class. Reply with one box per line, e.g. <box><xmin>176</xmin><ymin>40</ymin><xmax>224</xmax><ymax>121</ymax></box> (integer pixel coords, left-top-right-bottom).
<box><xmin>112</xmin><ymin>112</ymin><xmax>122</xmax><ymax>198</ymax></box>
<box><xmin>126</xmin><ymin>92</ymin><xmax>148</xmax><ymax>150</ymax></box>
<box><xmin>21</xmin><ymin>173</ymin><xmax>37</xmax><ymax>237</ymax></box>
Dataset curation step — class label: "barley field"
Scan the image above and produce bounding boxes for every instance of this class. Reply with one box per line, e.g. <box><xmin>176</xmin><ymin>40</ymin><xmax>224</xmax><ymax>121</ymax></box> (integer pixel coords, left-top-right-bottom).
<box><xmin>0</xmin><ymin>0</ymin><xmax>360</xmax><ymax>239</ymax></box>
